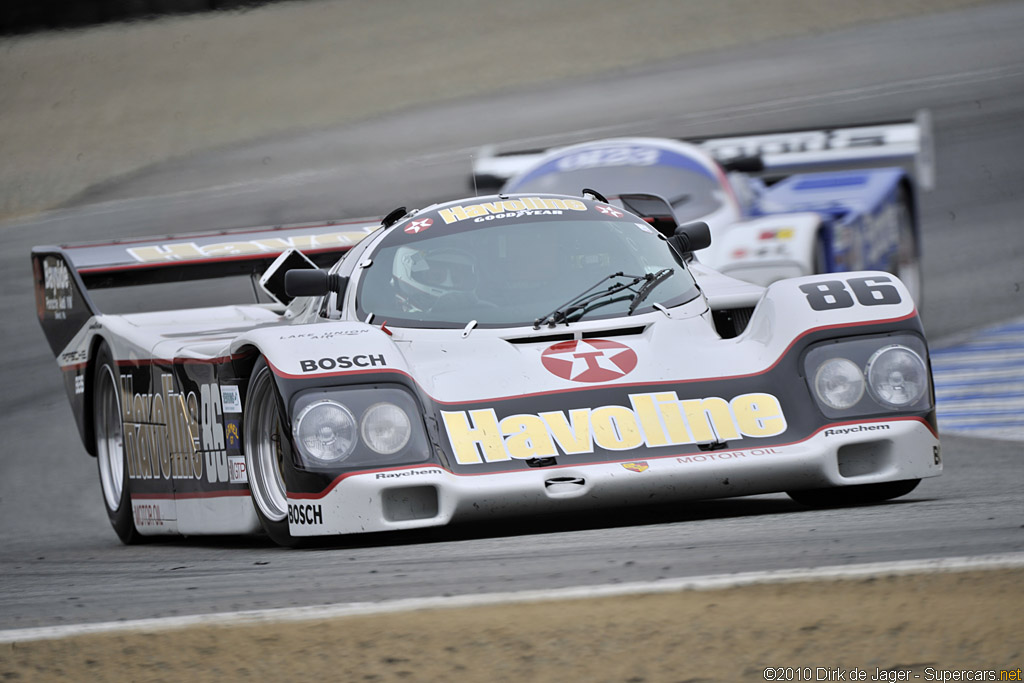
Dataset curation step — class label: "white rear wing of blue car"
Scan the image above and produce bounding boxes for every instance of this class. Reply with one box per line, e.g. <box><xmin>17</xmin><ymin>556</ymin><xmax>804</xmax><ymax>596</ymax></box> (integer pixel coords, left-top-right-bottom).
<box><xmin>471</xmin><ymin>111</ymin><xmax>934</xmax><ymax>192</ymax></box>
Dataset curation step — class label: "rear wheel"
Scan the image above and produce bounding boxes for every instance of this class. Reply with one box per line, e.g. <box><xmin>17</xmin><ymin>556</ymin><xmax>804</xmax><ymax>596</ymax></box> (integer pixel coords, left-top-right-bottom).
<box><xmin>93</xmin><ymin>341</ymin><xmax>144</xmax><ymax>544</ymax></box>
<box><xmin>787</xmin><ymin>479</ymin><xmax>920</xmax><ymax>507</ymax></box>
<box><xmin>244</xmin><ymin>358</ymin><xmax>300</xmax><ymax>547</ymax></box>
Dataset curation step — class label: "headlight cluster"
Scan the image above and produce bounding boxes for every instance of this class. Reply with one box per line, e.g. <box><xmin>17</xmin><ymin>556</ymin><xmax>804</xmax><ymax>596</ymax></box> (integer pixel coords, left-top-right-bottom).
<box><xmin>291</xmin><ymin>385</ymin><xmax>428</xmax><ymax>469</ymax></box>
<box><xmin>804</xmin><ymin>334</ymin><xmax>932</xmax><ymax>419</ymax></box>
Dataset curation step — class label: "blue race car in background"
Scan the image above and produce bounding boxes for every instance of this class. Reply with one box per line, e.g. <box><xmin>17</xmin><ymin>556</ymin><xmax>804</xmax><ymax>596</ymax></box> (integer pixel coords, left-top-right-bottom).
<box><xmin>471</xmin><ymin>113</ymin><xmax>933</xmax><ymax>303</ymax></box>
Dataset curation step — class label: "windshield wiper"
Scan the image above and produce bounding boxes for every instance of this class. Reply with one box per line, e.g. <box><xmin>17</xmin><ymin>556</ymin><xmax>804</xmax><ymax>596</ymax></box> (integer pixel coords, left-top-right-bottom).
<box><xmin>628</xmin><ymin>267</ymin><xmax>673</xmax><ymax>315</ymax></box>
<box><xmin>534</xmin><ymin>272</ymin><xmax>643</xmax><ymax>329</ymax></box>
<box><xmin>533</xmin><ymin>269</ymin><xmax>674</xmax><ymax>329</ymax></box>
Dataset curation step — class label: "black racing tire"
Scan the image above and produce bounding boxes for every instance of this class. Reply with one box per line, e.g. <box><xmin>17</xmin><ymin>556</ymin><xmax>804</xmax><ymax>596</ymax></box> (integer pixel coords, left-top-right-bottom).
<box><xmin>787</xmin><ymin>479</ymin><xmax>921</xmax><ymax>508</ymax></box>
<box><xmin>93</xmin><ymin>341</ymin><xmax>145</xmax><ymax>544</ymax></box>
<box><xmin>243</xmin><ymin>358</ymin><xmax>303</xmax><ymax>547</ymax></box>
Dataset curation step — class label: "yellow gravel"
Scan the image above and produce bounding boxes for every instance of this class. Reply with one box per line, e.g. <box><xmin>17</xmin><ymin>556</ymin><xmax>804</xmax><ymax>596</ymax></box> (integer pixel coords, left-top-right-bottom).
<box><xmin>2</xmin><ymin>569</ymin><xmax>1021</xmax><ymax>682</ymax></box>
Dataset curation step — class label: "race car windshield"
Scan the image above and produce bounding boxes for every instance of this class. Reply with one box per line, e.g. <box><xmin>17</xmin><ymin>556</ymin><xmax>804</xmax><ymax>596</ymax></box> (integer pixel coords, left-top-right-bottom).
<box><xmin>508</xmin><ymin>159</ymin><xmax>727</xmax><ymax>224</ymax></box>
<box><xmin>355</xmin><ymin>208</ymin><xmax>701</xmax><ymax>329</ymax></box>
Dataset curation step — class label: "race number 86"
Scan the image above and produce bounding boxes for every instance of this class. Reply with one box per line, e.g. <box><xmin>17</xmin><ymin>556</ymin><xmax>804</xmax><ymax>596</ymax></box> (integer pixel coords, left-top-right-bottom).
<box><xmin>799</xmin><ymin>276</ymin><xmax>902</xmax><ymax>311</ymax></box>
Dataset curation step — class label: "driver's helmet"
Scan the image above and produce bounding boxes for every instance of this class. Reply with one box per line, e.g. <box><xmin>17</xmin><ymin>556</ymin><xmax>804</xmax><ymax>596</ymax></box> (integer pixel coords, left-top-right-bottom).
<box><xmin>392</xmin><ymin>245</ymin><xmax>480</xmax><ymax>310</ymax></box>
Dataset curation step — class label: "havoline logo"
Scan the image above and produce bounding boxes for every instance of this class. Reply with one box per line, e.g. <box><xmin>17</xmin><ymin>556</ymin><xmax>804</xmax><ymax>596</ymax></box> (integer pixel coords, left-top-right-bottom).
<box><xmin>441</xmin><ymin>391</ymin><xmax>786</xmax><ymax>465</ymax></box>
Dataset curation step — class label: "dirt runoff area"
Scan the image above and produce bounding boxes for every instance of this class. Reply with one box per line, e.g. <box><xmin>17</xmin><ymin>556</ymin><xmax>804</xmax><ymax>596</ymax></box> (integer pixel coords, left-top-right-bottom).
<box><xmin>0</xmin><ymin>0</ymin><xmax>1002</xmax><ymax>221</ymax></box>
<box><xmin>1</xmin><ymin>568</ymin><xmax>1021</xmax><ymax>681</ymax></box>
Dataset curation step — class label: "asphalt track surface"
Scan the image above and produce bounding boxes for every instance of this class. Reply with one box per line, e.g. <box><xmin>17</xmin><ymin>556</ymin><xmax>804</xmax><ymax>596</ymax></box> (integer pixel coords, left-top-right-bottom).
<box><xmin>1</xmin><ymin>3</ymin><xmax>1023</xmax><ymax>635</ymax></box>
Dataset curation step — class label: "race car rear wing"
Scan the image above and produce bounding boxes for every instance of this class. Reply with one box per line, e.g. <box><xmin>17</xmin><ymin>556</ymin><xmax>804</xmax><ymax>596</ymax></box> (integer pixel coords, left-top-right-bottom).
<box><xmin>31</xmin><ymin>217</ymin><xmax>381</xmax><ymax>356</ymax></box>
<box><xmin>471</xmin><ymin>111</ymin><xmax>935</xmax><ymax>192</ymax></box>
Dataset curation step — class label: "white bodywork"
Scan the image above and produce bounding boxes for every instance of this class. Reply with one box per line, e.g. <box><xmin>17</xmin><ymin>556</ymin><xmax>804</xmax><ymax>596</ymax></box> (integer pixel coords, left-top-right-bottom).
<box><xmin>60</xmin><ymin>269</ymin><xmax>939</xmax><ymax>538</ymax></box>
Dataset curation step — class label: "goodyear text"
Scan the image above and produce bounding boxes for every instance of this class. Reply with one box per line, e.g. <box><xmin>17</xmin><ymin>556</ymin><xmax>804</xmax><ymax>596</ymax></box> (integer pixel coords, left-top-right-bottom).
<box><xmin>438</xmin><ymin>197</ymin><xmax>587</xmax><ymax>225</ymax></box>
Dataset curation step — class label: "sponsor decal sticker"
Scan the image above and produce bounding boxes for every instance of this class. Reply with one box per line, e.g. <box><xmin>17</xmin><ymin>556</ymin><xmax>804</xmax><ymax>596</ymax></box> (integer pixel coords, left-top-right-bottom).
<box><xmin>126</xmin><ymin>229</ymin><xmax>374</xmax><ymax>263</ymax></box>
<box><xmin>120</xmin><ymin>373</ymin><xmax>232</xmax><ymax>484</ymax></box>
<box><xmin>541</xmin><ymin>339</ymin><xmax>638</xmax><ymax>383</ymax></box>
<box><xmin>823</xmin><ymin>424</ymin><xmax>891</xmax><ymax>437</ymax></box>
<box><xmin>289</xmin><ymin>503</ymin><xmax>323</xmax><ymax>526</ymax></box>
<box><xmin>74</xmin><ymin>375</ymin><xmax>85</xmax><ymax>395</ymax></box>
<box><xmin>60</xmin><ymin>349</ymin><xmax>88</xmax><ymax>365</ymax></box>
<box><xmin>556</xmin><ymin>146</ymin><xmax>660</xmax><ymax>171</ymax></box>
<box><xmin>596</xmin><ymin>205</ymin><xmax>623</xmax><ymax>218</ymax></box>
<box><xmin>278</xmin><ymin>329</ymin><xmax>369</xmax><ymax>340</ymax></box>
<box><xmin>438</xmin><ymin>197</ymin><xmax>587</xmax><ymax>224</ymax></box>
<box><xmin>132</xmin><ymin>501</ymin><xmax>172</xmax><ymax>527</ymax></box>
<box><xmin>442</xmin><ymin>391</ymin><xmax>786</xmax><ymax>465</ymax></box>
<box><xmin>622</xmin><ymin>461</ymin><xmax>649</xmax><ymax>473</ymax></box>
<box><xmin>758</xmin><ymin>229</ymin><xmax>794</xmax><ymax>241</ymax></box>
<box><xmin>299</xmin><ymin>354</ymin><xmax>387</xmax><ymax>373</ymax></box>
<box><xmin>677</xmin><ymin>447</ymin><xmax>781</xmax><ymax>464</ymax></box>
<box><xmin>42</xmin><ymin>258</ymin><xmax>73</xmax><ymax>319</ymax></box>
<box><xmin>375</xmin><ymin>469</ymin><xmax>444</xmax><ymax>480</ymax></box>
<box><xmin>228</xmin><ymin>455</ymin><xmax>248</xmax><ymax>483</ymax></box>
<box><xmin>225</xmin><ymin>419</ymin><xmax>242</xmax><ymax>453</ymax></box>
<box><xmin>404</xmin><ymin>218</ymin><xmax>433</xmax><ymax>234</ymax></box>
<box><xmin>220</xmin><ymin>385</ymin><xmax>243</xmax><ymax>413</ymax></box>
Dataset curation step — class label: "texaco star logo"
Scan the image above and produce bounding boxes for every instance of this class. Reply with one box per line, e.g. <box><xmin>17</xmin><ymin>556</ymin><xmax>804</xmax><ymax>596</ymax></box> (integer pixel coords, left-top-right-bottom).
<box><xmin>540</xmin><ymin>339</ymin><xmax>638</xmax><ymax>383</ymax></box>
<box><xmin>404</xmin><ymin>218</ymin><xmax>433</xmax><ymax>234</ymax></box>
<box><xmin>596</xmin><ymin>205</ymin><xmax>623</xmax><ymax>218</ymax></box>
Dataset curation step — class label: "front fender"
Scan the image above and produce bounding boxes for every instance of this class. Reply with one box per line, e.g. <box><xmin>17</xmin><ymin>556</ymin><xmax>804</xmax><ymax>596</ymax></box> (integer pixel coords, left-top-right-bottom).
<box><xmin>232</xmin><ymin>321</ymin><xmax>403</xmax><ymax>381</ymax></box>
<box><xmin>743</xmin><ymin>270</ymin><xmax>921</xmax><ymax>357</ymax></box>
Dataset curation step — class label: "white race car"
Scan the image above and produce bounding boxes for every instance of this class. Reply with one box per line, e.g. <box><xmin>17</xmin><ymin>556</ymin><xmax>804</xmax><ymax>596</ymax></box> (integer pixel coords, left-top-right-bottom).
<box><xmin>33</xmin><ymin>192</ymin><xmax>941</xmax><ymax>546</ymax></box>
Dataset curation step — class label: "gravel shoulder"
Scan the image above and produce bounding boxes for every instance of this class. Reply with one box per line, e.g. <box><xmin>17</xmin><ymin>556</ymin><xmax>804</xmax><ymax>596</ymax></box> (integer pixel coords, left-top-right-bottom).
<box><xmin>2</xmin><ymin>568</ymin><xmax>1020</xmax><ymax>681</ymax></box>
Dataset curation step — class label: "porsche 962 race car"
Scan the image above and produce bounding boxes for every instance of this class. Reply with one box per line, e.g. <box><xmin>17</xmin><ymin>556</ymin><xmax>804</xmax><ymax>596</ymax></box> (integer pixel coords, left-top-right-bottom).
<box><xmin>32</xmin><ymin>191</ymin><xmax>941</xmax><ymax>546</ymax></box>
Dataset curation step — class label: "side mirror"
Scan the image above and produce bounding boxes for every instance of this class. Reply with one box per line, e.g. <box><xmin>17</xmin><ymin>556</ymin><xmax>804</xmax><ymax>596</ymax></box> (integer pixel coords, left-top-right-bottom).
<box><xmin>668</xmin><ymin>221</ymin><xmax>712</xmax><ymax>255</ymax></box>
<box><xmin>285</xmin><ymin>270</ymin><xmax>348</xmax><ymax>298</ymax></box>
<box><xmin>613</xmin><ymin>193</ymin><xmax>678</xmax><ymax>238</ymax></box>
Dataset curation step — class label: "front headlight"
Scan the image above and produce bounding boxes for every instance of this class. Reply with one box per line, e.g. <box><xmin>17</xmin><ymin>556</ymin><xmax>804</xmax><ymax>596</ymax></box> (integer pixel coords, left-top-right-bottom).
<box><xmin>294</xmin><ymin>400</ymin><xmax>357</xmax><ymax>464</ymax></box>
<box><xmin>866</xmin><ymin>344</ymin><xmax>928</xmax><ymax>408</ymax></box>
<box><xmin>813</xmin><ymin>358</ymin><xmax>865</xmax><ymax>410</ymax></box>
<box><xmin>361</xmin><ymin>402</ymin><xmax>412</xmax><ymax>454</ymax></box>
<box><xmin>803</xmin><ymin>333</ymin><xmax>932</xmax><ymax>418</ymax></box>
<box><xmin>290</xmin><ymin>385</ymin><xmax>430</xmax><ymax>470</ymax></box>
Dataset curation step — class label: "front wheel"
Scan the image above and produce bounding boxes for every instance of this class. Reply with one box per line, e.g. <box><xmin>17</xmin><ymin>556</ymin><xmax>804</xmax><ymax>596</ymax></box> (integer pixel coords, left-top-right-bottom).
<box><xmin>93</xmin><ymin>341</ymin><xmax>145</xmax><ymax>544</ymax></box>
<box><xmin>787</xmin><ymin>479</ymin><xmax>921</xmax><ymax>507</ymax></box>
<box><xmin>244</xmin><ymin>358</ymin><xmax>302</xmax><ymax>547</ymax></box>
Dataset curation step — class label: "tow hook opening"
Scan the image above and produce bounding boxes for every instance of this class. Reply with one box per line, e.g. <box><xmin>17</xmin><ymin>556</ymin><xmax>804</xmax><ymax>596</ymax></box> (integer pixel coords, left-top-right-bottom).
<box><xmin>544</xmin><ymin>477</ymin><xmax>585</xmax><ymax>488</ymax></box>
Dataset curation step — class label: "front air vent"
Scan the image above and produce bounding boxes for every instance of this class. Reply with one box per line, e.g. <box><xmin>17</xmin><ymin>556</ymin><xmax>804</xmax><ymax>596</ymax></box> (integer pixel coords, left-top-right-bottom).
<box><xmin>505</xmin><ymin>325</ymin><xmax>647</xmax><ymax>345</ymax></box>
<box><xmin>712</xmin><ymin>307</ymin><xmax>754</xmax><ymax>339</ymax></box>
